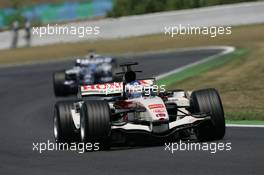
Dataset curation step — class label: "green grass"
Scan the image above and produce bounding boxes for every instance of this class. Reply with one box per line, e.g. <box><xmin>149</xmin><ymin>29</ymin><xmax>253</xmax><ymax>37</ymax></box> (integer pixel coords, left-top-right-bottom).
<box><xmin>225</xmin><ymin>111</ymin><xmax>264</xmax><ymax>121</ymax></box>
<box><xmin>157</xmin><ymin>46</ymin><xmax>264</xmax><ymax>124</ymax></box>
<box><xmin>226</xmin><ymin>120</ymin><xmax>264</xmax><ymax>125</ymax></box>
<box><xmin>157</xmin><ymin>48</ymin><xmax>247</xmax><ymax>87</ymax></box>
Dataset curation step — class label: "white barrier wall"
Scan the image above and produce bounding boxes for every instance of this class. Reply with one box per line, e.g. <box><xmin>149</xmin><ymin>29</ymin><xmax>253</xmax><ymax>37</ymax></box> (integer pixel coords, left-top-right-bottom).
<box><xmin>0</xmin><ymin>1</ymin><xmax>264</xmax><ymax>50</ymax></box>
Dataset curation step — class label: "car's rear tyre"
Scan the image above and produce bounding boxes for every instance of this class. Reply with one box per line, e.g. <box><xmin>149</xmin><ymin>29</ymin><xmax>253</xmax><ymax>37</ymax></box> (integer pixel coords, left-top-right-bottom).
<box><xmin>80</xmin><ymin>100</ymin><xmax>111</xmax><ymax>150</ymax></box>
<box><xmin>54</xmin><ymin>101</ymin><xmax>78</xmax><ymax>143</ymax></box>
<box><xmin>53</xmin><ymin>71</ymin><xmax>66</xmax><ymax>97</ymax></box>
<box><xmin>191</xmin><ymin>88</ymin><xmax>225</xmax><ymax>141</ymax></box>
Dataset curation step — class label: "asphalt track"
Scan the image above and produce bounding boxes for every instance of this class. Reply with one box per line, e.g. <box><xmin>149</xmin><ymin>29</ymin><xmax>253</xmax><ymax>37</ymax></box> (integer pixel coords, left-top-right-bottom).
<box><xmin>0</xmin><ymin>49</ymin><xmax>263</xmax><ymax>175</ymax></box>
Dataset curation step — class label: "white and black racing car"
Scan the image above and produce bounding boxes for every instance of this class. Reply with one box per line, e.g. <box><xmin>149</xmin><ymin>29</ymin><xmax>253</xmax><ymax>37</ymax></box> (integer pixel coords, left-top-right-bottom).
<box><xmin>52</xmin><ymin>53</ymin><xmax>118</xmax><ymax>97</ymax></box>
<box><xmin>53</xmin><ymin>62</ymin><xmax>225</xmax><ymax>149</ymax></box>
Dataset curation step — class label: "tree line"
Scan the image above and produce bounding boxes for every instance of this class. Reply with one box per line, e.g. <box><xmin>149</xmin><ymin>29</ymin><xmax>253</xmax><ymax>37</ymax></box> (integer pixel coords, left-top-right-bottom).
<box><xmin>107</xmin><ymin>0</ymin><xmax>258</xmax><ymax>17</ymax></box>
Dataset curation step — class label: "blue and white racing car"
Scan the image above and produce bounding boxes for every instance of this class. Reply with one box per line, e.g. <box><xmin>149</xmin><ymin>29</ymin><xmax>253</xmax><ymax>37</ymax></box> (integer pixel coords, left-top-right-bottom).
<box><xmin>53</xmin><ymin>53</ymin><xmax>118</xmax><ymax>97</ymax></box>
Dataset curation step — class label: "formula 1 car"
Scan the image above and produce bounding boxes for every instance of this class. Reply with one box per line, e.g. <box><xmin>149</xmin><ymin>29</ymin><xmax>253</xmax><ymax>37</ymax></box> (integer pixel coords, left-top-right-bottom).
<box><xmin>53</xmin><ymin>62</ymin><xmax>225</xmax><ymax>149</ymax></box>
<box><xmin>53</xmin><ymin>53</ymin><xmax>118</xmax><ymax>97</ymax></box>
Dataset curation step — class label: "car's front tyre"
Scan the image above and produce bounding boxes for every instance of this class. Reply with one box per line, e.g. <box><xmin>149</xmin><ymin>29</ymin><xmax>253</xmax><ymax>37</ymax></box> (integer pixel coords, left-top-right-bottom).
<box><xmin>191</xmin><ymin>88</ymin><xmax>225</xmax><ymax>141</ymax></box>
<box><xmin>80</xmin><ymin>100</ymin><xmax>111</xmax><ymax>150</ymax></box>
<box><xmin>54</xmin><ymin>101</ymin><xmax>78</xmax><ymax>143</ymax></box>
<box><xmin>53</xmin><ymin>71</ymin><xmax>66</xmax><ymax>97</ymax></box>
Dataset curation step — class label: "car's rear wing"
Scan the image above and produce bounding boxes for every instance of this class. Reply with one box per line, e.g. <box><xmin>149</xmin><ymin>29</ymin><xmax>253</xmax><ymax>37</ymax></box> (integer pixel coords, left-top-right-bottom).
<box><xmin>80</xmin><ymin>79</ymin><xmax>156</xmax><ymax>97</ymax></box>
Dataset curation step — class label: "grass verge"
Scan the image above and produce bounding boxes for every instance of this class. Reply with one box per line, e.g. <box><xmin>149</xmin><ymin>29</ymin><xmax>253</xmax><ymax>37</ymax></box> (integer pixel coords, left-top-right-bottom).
<box><xmin>157</xmin><ymin>48</ymin><xmax>247</xmax><ymax>86</ymax></box>
<box><xmin>226</xmin><ymin>120</ymin><xmax>264</xmax><ymax>125</ymax></box>
<box><xmin>165</xmin><ymin>25</ymin><xmax>264</xmax><ymax>121</ymax></box>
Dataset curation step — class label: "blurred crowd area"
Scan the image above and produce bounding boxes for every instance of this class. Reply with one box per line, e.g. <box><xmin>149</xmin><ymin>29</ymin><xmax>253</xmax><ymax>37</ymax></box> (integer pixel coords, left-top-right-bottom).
<box><xmin>0</xmin><ymin>0</ymin><xmax>66</xmax><ymax>8</ymax></box>
<box><xmin>0</xmin><ymin>0</ymin><xmax>113</xmax><ymax>30</ymax></box>
<box><xmin>0</xmin><ymin>0</ymin><xmax>110</xmax><ymax>8</ymax></box>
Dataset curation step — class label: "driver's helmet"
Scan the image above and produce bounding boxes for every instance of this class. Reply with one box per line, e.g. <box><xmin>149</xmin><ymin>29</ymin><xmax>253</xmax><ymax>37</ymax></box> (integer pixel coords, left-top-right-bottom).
<box><xmin>75</xmin><ymin>59</ymin><xmax>81</xmax><ymax>67</ymax></box>
<box><xmin>126</xmin><ymin>80</ymin><xmax>142</xmax><ymax>99</ymax></box>
<box><xmin>90</xmin><ymin>53</ymin><xmax>95</xmax><ymax>59</ymax></box>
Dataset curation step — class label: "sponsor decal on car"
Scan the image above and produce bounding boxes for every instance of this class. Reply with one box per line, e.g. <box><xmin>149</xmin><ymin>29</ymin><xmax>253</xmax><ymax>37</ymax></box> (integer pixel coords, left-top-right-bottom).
<box><xmin>153</xmin><ymin>109</ymin><xmax>166</xmax><ymax>113</ymax></box>
<box><xmin>148</xmin><ymin>104</ymin><xmax>165</xmax><ymax>109</ymax></box>
<box><xmin>82</xmin><ymin>82</ymin><xmax>122</xmax><ymax>91</ymax></box>
<box><xmin>81</xmin><ymin>82</ymin><xmax>123</xmax><ymax>95</ymax></box>
<box><xmin>148</xmin><ymin>104</ymin><xmax>166</xmax><ymax>119</ymax></box>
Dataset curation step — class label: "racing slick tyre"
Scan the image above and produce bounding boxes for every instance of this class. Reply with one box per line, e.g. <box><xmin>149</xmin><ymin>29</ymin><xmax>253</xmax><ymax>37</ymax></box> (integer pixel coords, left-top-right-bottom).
<box><xmin>80</xmin><ymin>100</ymin><xmax>111</xmax><ymax>150</ymax></box>
<box><xmin>191</xmin><ymin>88</ymin><xmax>225</xmax><ymax>141</ymax></box>
<box><xmin>53</xmin><ymin>71</ymin><xmax>66</xmax><ymax>97</ymax></box>
<box><xmin>54</xmin><ymin>101</ymin><xmax>79</xmax><ymax>143</ymax></box>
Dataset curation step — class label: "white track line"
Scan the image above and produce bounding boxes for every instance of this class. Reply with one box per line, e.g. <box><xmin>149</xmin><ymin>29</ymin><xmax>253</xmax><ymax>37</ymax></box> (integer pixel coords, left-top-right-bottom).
<box><xmin>227</xmin><ymin>124</ymin><xmax>264</xmax><ymax>128</ymax></box>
